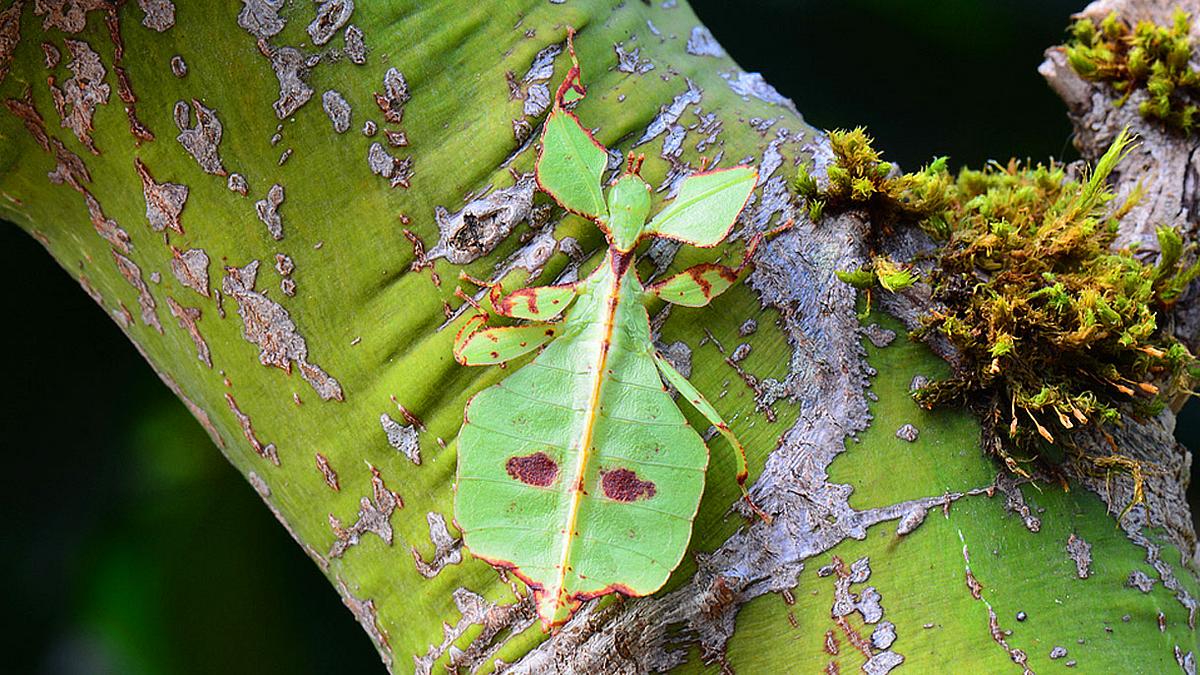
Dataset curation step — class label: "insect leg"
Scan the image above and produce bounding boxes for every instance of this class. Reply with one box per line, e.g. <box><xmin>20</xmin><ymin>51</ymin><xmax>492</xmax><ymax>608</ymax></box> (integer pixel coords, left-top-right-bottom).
<box><xmin>644</xmin><ymin>263</ymin><xmax>739</xmax><ymax>307</ymax></box>
<box><xmin>460</xmin><ymin>272</ymin><xmax>582</xmax><ymax>321</ymax></box>
<box><xmin>652</xmin><ymin>351</ymin><xmax>771</xmax><ymax>523</ymax></box>
<box><xmin>453</xmin><ymin>318</ymin><xmax>560</xmax><ymax>366</ymax></box>
<box><xmin>644</xmin><ymin>221</ymin><xmax>794</xmax><ymax>308</ymax></box>
<box><xmin>492</xmin><ymin>283</ymin><xmax>581</xmax><ymax>321</ymax></box>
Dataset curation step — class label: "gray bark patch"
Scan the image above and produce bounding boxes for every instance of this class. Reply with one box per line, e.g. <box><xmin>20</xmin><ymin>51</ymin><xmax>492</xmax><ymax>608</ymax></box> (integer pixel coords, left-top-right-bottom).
<box><xmin>376</xmin><ymin>67</ymin><xmax>409</xmax><ymax>124</ymax></box>
<box><xmin>83</xmin><ymin>192</ymin><xmax>132</xmax><ymax>253</ymax></box>
<box><xmin>274</xmin><ymin>253</ymin><xmax>294</xmax><ymax>277</ymax></box>
<box><xmin>996</xmin><ymin>472</ymin><xmax>1041</xmax><ymax>532</ymax></box>
<box><xmin>322</xmin><ymin>89</ymin><xmax>351</xmax><ymax>133</ymax></box>
<box><xmin>414</xmin><ymin>588</ymin><xmax>536</xmax><ymax>675</ymax></box>
<box><xmin>0</xmin><ymin>2</ymin><xmax>23</xmax><ymax>85</ymax></box>
<box><xmin>41</xmin><ymin>42</ymin><xmax>60</xmax><ymax>69</ymax></box>
<box><xmin>134</xmin><ymin>158</ymin><xmax>187</xmax><ymax>234</ymax></box>
<box><xmin>221</xmin><ymin>260</ymin><xmax>345</xmax><ymax>401</ymax></box>
<box><xmin>169</xmin><ymin>54</ymin><xmax>187</xmax><ymax>77</ymax></box>
<box><xmin>1118</xmin><ymin>507</ymin><xmax>1198</xmax><ymax>629</ymax></box>
<box><xmin>634</xmin><ymin>78</ymin><xmax>701</xmax><ymax>148</ymax></box>
<box><xmin>863</xmin><ymin>651</ymin><xmax>904</xmax><ymax>675</ymax></box>
<box><xmin>428</xmin><ymin>173</ymin><xmax>536</xmax><ymax>264</ymax></box>
<box><xmin>328</xmin><ymin>464</ymin><xmax>403</xmax><ymax>558</ymax></box>
<box><xmin>308</xmin><ymin>0</ymin><xmax>354</xmax><ymax>46</ymax></box>
<box><xmin>1176</xmin><ymin>646</ymin><xmax>1196</xmax><ymax>675</ymax></box>
<box><xmin>1065</xmin><ymin>533</ymin><xmax>1093</xmax><ymax>579</ymax></box>
<box><xmin>174</xmin><ymin>99</ymin><xmax>227</xmax><ymax>175</ymax></box>
<box><xmin>227</xmin><ymin>172</ymin><xmax>248</xmax><ymax>195</ymax></box>
<box><xmin>870</xmin><ymin>621</ymin><xmax>897</xmax><ymax>650</ymax></box>
<box><xmin>1127</xmin><ymin>569</ymin><xmax>1156</xmax><ymax>593</ymax></box>
<box><xmin>237</xmin><ymin>0</ymin><xmax>285</xmax><ymax>40</ymax></box>
<box><xmin>721</xmin><ymin>70</ymin><xmax>798</xmax><ymax>112</ymax></box>
<box><xmin>895</xmin><ymin>424</ymin><xmax>919</xmax><ymax>443</ymax></box>
<box><xmin>822</xmin><ymin>556</ymin><xmax>903</xmax><ymax>672</ymax></box>
<box><xmin>51</xmin><ymin>39</ymin><xmax>110</xmax><ymax>154</ymax></box>
<box><xmin>315</xmin><ymin>452</ymin><xmax>340</xmax><ymax>491</ymax></box>
<box><xmin>729</xmin><ymin>343</ymin><xmax>751</xmax><ymax>364</ymax></box>
<box><xmin>614</xmin><ymin>42</ymin><xmax>654</xmax><ymax>74</ymax></box>
<box><xmin>170</xmin><ymin>246</ymin><xmax>210</xmax><ymax>298</ymax></box>
<box><xmin>411</xmin><ymin>512</ymin><xmax>463</xmax><ymax>578</ymax></box>
<box><xmin>344</xmin><ymin>25</ymin><xmax>366</xmax><ymax>64</ymax></box>
<box><xmin>509</xmin><ymin>42</ymin><xmax>561</xmax><ymax>134</ymax></box>
<box><xmin>266</xmin><ymin>45</ymin><xmax>316</xmax><ymax>119</ymax></box>
<box><xmin>685</xmin><ymin>26</ymin><xmax>724</xmax><ymax>57</ymax></box>
<box><xmin>137</xmin><ymin>0</ymin><xmax>175</xmax><ymax>31</ymax></box>
<box><xmin>255</xmin><ymin>183</ymin><xmax>285</xmax><ymax>240</ymax></box>
<box><xmin>380</xmin><ymin>413</ymin><xmax>420</xmax><ymax>464</ymax></box>
<box><xmin>863</xmin><ymin>323</ymin><xmax>896</xmax><ymax>348</ymax></box>
<box><xmin>384</xmin><ymin>128</ymin><xmax>407</xmax><ymax>147</ymax></box>
<box><xmin>367</xmin><ymin>142</ymin><xmax>412</xmax><ymax>189</ymax></box>
<box><xmin>33</xmin><ymin>0</ymin><xmax>106</xmax><ymax>33</ymax></box>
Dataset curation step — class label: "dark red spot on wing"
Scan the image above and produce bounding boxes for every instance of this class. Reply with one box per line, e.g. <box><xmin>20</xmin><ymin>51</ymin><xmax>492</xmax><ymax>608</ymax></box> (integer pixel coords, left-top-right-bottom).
<box><xmin>601</xmin><ymin>468</ymin><xmax>656</xmax><ymax>502</ymax></box>
<box><xmin>506</xmin><ymin>452</ymin><xmax>558</xmax><ymax>487</ymax></box>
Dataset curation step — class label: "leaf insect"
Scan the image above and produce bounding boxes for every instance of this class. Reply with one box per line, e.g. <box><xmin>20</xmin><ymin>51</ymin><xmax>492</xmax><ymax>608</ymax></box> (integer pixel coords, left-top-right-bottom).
<box><xmin>453</xmin><ymin>33</ymin><xmax>774</xmax><ymax>629</ymax></box>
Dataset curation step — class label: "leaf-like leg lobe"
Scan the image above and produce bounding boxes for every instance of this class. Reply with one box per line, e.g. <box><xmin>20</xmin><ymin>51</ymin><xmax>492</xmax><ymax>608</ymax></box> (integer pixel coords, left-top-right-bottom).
<box><xmin>454</xmin><ymin>318</ymin><xmax>558</xmax><ymax>365</ymax></box>
<box><xmin>645</xmin><ymin>263</ymin><xmax>739</xmax><ymax>307</ymax></box>
<box><xmin>491</xmin><ymin>282</ymin><xmax>581</xmax><ymax>320</ymax></box>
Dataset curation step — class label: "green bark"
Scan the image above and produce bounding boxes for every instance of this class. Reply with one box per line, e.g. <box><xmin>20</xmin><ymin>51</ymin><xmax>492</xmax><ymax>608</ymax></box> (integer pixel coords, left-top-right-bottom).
<box><xmin>0</xmin><ymin>0</ymin><xmax>1195</xmax><ymax>672</ymax></box>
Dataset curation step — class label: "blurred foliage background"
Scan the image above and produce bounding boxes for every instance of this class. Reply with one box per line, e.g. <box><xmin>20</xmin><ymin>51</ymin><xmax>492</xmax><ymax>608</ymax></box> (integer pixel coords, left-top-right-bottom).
<box><xmin>3</xmin><ymin>1</ymin><xmax>1195</xmax><ymax>673</ymax></box>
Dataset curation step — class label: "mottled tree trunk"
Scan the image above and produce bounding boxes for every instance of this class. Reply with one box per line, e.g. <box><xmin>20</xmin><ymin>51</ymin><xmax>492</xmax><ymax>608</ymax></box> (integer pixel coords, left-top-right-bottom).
<box><xmin>0</xmin><ymin>0</ymin><xmax>1196</xmax><ymax>672</ymax></box>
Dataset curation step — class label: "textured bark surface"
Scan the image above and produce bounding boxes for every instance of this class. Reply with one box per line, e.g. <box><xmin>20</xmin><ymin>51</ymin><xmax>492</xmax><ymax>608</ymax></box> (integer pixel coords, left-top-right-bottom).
<box><xmin>0</xmin><ymin>1</ymin><xmax>1197</xmax><ymax>672</ymax></box>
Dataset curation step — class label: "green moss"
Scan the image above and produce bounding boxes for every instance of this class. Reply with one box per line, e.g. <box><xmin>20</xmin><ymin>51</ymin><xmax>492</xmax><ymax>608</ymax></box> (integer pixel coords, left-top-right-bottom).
<box><xmin>795</xmin><ymin>127</ymin><xmax>952</xmax><ymax>234</ymax></box>
<box><xmin>803</xmin><ymin>125</ymin><xmax>1199</xmax><ymax>506</ymax></box>
<box><xmin>1066</xmin><ymin>9</ymin><xmax>1200</xmax><ymax>133</ymax></box>
<box><xmin>914</xmin><ymin>130</ymin><xmax>1197</xmax><ymax>459</ymax></box>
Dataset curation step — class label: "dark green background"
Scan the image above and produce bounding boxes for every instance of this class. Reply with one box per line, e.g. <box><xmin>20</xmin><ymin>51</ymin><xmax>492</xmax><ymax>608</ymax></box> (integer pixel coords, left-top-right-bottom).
<box><xmin>4</xmin><ymin>2</ymin><xmax>1194</xmax><ymax>673</ymax></box>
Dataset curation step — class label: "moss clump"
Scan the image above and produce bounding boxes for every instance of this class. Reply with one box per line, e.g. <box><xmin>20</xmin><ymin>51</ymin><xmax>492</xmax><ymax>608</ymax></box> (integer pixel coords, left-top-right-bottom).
<box><xmin>836</xmin><ymin>257</ymin><xmax>917</xmax><ymax>293</ymax></box>
<box><xmin>803</xmin><ymin>126</ymin><xmax>1199</xmax><ymax>502</ymax></box>
<box><xmin>1066</xmin><ymin>9</ymin><xmax>1200</xmax><ymax>133</ymax></box>
<box><xmin>915</xmin><ymin>130</ymin><xmax>1198</xmax><ymax>457</ymax></box>
<box><xmin>795</xmin><ymin>127</ymin><xmax>953</xmax><ymax>232</ymax></box>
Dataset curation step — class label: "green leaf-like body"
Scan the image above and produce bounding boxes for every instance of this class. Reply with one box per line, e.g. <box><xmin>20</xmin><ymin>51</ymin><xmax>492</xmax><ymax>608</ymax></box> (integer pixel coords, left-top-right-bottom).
<box><xmin>456</xmin><ymin>252</ymin><xmax>710</xmax><ymax>627</ymax></box>
<box><xmin>456</xmin><ymin>60</ymin><xmax>762</xmax><ymax>628</ymax></box>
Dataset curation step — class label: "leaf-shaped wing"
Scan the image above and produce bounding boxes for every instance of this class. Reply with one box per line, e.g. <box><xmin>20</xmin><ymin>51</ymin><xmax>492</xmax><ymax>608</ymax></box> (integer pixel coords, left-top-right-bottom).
<box><xmin>455</xmin><ymin>260</ymin><xmax>708</xmax><ymax>628</ymax></box>
<box><xmin>536</xmin><ymin>109</ymin><xmax>609</xmax><ymax>219</ymax></box>
<box><xmin>646</xmin><ymin>166</ymin><xmax>757</xmax><ymax>247</ymax></box>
